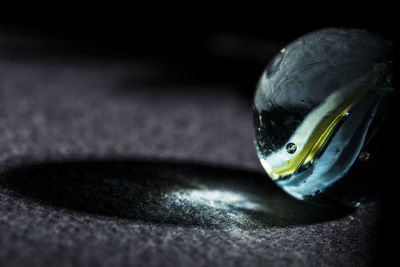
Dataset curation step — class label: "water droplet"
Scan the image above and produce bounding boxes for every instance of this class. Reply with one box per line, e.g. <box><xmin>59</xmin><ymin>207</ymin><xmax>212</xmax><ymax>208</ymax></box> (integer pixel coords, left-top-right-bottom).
<box><xmin>359</xmin><ymin>151</ymin><xmax>370</xmax><ymax>161</ymax></box>
<box><xmin>286</xmin><ymin>143</ymin><xmax>297</xmax><ymax>154</ymax></box>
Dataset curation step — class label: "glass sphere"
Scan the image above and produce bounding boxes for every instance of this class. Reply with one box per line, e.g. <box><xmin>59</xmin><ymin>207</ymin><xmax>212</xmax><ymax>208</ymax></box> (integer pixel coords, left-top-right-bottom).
<box><xmin>253</xmin><ymin>28</ymin><xmax>395</xmax><ymax>207</ymax></box>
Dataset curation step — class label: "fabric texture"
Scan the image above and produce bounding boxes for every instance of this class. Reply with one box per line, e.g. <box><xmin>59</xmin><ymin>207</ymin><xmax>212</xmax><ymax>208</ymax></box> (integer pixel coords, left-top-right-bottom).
<box><xmin>0</xmin><ymin>31</ymin><xmax>384</xmax><ymax>267</ymax></box>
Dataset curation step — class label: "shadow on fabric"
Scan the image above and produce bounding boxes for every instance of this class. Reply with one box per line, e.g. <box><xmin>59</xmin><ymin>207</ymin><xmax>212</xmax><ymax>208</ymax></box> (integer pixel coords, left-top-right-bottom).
<box><xmin>0</xmin><ymin>158</ymin><xmax>352</xmax><ymax>228</ymax></box>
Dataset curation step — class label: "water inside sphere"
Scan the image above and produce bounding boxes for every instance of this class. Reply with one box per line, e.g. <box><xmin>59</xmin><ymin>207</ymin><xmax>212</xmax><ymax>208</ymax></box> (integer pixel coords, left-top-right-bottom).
<box><xmin>253</xmin><ymin>28</ymin><xmax>395</xmax><ymax>207</ymax></box>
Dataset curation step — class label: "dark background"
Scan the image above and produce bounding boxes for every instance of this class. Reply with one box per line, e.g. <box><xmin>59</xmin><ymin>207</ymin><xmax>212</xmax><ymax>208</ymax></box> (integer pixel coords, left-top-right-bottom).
<box><xmin>1</xmin><ymin>5</ymin><xmax>397</xmax><ymax>104</ymax></box>
<box><xmin>1</xmin><ymin>5</ymin><xmax>397</xmax><ymax>97</ymax></box>
<box><xmin>0</xmin><ymin>4</ymin><xmax>398</xmax><ymax>266</ymax></box>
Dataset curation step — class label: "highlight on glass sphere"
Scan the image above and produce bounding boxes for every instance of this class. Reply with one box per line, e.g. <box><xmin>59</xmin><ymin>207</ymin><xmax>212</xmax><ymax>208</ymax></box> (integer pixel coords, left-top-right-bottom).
<box><xmin>253</xmin><ymin>28</ymin><xmax>395</xmax><ymax>207</ymax></box>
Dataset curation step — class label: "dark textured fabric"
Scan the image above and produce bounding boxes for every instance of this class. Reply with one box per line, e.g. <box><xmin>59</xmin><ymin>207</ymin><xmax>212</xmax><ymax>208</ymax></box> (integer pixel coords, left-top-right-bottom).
<box><xmin>0</xmin><ymin>32</ymin><xmax>383</xmax><ymax>267</ymax></box>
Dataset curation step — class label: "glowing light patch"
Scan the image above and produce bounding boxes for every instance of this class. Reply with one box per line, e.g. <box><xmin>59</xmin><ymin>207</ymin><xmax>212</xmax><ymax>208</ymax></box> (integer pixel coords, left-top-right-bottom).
<box><xmin>171</xmin><ymin>189</ymin><xmax>267</xmax><ymax>212</ymax></box>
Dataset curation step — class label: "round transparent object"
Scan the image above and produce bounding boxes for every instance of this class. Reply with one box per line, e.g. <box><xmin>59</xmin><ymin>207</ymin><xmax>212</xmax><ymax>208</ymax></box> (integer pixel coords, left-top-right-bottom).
<box><xmin>253</xmin><ymin>28</ymin><xmax>395</xmax><ymax>207</ymax></box>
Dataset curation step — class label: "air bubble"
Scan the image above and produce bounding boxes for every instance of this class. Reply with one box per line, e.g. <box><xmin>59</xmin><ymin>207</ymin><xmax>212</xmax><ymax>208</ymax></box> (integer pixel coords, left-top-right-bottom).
<box><xmin>359</xmin><ymin>151</ymin><xmax>370</xmax><ymax>161</ymax></box>
<box><xmin>286</xmin><ymin>143</ymin><xmax>297</xmax><ymax>154</ymax></box>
